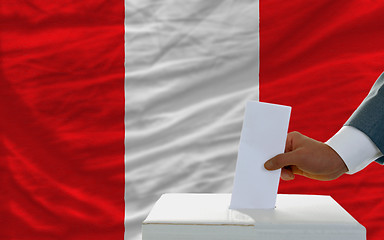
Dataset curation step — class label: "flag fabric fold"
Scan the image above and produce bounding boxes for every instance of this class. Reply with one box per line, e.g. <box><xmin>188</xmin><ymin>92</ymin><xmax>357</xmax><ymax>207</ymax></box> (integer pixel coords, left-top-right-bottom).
<box><xmin>1</xmin><ymin>1</ymin><xmax>125</xmax><ymax>240</ymax></box>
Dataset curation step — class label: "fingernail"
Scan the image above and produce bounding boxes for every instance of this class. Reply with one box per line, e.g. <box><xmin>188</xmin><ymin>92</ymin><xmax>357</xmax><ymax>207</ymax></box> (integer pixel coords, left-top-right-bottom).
<box><xmin>281</xmin><ymin>171</ymin><xmax>294</xmax><ymax>181</ymax></box>
<box><xmin>264</xmin><ymin>161</ymin><xmax>273</xmax><ymax>170</ymax></box>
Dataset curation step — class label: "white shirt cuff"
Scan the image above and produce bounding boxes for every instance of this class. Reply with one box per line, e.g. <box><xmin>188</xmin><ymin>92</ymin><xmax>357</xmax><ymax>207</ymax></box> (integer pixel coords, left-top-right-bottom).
<box><xmin>325</xmin><ymin>126</ymin><xmax>383</xmax><ymax>174</ymax></box>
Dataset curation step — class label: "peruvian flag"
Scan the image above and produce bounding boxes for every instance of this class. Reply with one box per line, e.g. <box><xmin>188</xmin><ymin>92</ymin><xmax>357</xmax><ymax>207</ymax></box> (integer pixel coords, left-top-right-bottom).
<box><xmin>2</xmin><ymin>1</ymin><xmax>384</xmax><ymax>240</ymax></box>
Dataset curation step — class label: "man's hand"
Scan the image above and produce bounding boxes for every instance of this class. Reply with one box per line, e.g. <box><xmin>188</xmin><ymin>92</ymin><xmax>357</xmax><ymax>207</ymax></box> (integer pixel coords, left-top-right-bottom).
<box><xmin>264</xmin><ymin>131</ymin><xmax>348</xmax><ymax>181</ymax></box>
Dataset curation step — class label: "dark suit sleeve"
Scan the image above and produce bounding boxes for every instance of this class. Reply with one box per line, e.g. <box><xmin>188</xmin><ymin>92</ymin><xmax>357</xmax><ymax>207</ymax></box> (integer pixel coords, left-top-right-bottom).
<box><xmin>345</xmin><ymin>72</ymin><xmax>384</xmax><ymax>164</ymax></box>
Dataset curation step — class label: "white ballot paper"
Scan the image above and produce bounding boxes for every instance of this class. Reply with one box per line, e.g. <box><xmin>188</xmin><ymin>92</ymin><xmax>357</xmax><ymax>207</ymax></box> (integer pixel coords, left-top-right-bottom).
<box><xmin>230</xmin><ymin>101</ymin><xmax>291</xmax><ymax>209</ymax></box>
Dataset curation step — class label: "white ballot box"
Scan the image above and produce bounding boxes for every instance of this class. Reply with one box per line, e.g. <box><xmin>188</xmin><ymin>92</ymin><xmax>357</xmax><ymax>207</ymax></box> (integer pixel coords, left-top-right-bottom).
<box><xmin>142</xmin><ymin>193</ymin><xmax>366</xmax><ymax>240</ymax></box>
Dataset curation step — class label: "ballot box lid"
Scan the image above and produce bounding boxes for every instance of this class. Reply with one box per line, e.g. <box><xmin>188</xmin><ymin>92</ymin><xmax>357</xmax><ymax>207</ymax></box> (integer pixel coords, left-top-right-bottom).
<box><xmin>143</xmin><ymin>193</ymin><xmax>365</xmax><ymax>229</ymax></box>
<box><xmin>143</xmin><ymin>194</ymin><xmax>365</xmax><ymax>240</ymax></box>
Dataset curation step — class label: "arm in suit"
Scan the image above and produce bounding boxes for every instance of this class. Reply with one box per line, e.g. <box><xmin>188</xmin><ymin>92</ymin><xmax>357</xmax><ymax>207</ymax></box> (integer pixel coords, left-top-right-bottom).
<box><xmin>345</xmin><ymin>72</ymin><xmax>384</xmax><ymax>164</ymax></box>
<box><xmin>265</xmin><ymin>72</ymin><xmax>384</xmax><ymax>180</ymax></box>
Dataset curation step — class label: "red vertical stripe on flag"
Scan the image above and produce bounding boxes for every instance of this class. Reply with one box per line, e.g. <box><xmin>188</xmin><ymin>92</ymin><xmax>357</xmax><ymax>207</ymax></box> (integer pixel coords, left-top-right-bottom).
<box><xmin>1</xmin><ymin>1</ymin><xmax>125</xmax><ymax>239</ymax></box>
<box><xmin>260</xmin><ymin>1</ymin><xmax>384</xmax><ymax>240</ymax></box>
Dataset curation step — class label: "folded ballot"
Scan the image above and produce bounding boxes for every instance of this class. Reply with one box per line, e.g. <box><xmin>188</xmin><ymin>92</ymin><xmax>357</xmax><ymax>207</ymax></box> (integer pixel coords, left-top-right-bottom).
<box><xmin>142</xmin><ymin>193</ymin><xmax>366</xmax><ymax>240</ymax></box>
<box><xmin>230</xmin><ymin>101</ymin><xmax>291</xmax><ymax>209</ymax></box>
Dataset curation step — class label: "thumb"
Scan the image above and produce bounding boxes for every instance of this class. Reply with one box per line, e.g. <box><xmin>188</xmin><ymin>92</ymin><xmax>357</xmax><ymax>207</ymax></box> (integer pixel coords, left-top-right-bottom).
<box><xmin>264</xmin><ymin>151</ymin><xmax>299</xmax><ymax>171</ymax></box>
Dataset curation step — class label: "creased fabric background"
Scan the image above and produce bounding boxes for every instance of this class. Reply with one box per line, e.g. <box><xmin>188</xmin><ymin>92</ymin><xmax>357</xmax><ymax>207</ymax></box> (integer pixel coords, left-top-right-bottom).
<box><xmin>260</xmin><ymin>1</ymin><xmax>384</xmax><ymax>240</ymax></box>
<box><xmin>2</xmin><ymin>1</ymin><xmax>384</xmax><ymax>240</ymax></box>
<box><xmin>125</xmin><ymin>1</ymin><xmax>259</xmax><ymax>239</ymax></box>
<box><xmin>1</xmin><ymin>1</ymin><xmax>125</xmax><ymax>240</ymax></box>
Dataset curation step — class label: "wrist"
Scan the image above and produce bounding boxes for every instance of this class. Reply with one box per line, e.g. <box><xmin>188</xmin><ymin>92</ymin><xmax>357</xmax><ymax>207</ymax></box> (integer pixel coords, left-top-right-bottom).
<box><xmin>326</xmin><ymin>126</ymin><xmax>382</xmax><ymax>174</ymax></box>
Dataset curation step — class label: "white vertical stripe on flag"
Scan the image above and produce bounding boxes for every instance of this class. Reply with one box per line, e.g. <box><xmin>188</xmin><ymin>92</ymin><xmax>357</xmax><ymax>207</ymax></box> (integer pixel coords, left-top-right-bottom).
<box><xmin>124</xmin><ymin>1</ymin><xmax>259</xmax><ymax>239</ymax></box>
